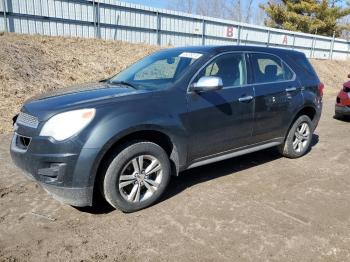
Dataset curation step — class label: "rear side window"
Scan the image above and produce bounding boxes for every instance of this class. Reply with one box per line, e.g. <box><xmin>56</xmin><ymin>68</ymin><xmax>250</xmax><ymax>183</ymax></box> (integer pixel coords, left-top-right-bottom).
<box><xmin>290</xmin><ymin>54</ymin><xmax>318</xmax><ymax>80</ymax></box>
<box><xmin>194</xmin><ymin>53</ymin><xmax>247</xmax><ymax>88</ymax></box>
<box><xmin>250</xmin><ymin>53</ymin><xmax>294</xmax><ymax>84</ymax></box>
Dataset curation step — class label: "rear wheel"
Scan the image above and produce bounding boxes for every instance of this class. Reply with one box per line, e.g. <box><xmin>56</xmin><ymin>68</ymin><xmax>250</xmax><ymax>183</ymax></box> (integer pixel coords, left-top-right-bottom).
<box><xmin>278</xmin><ymin>115</ymin><xmax>313</xmax><ymax>158</ymax></box>
<box><xmin>102</xmin><ymin>141</ymin><xmax>171</xmax><ymax>212</ymax></box>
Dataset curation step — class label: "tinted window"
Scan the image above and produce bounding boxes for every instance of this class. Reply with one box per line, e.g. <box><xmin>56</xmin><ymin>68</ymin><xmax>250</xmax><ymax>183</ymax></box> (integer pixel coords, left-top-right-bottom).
<box><xmin>291</xmin><ymin>54</ymin><xmax>318</xmax><ymax>79</ymax></box>
<box><xmin>251</xmin><ymin>53</ymin><xmax>294</xmax><ymax>84</ymax></box>
<box><xmin>194</xmin><ymin>53</ymin><xmax>246</xmax><ymax>88</ymax></box>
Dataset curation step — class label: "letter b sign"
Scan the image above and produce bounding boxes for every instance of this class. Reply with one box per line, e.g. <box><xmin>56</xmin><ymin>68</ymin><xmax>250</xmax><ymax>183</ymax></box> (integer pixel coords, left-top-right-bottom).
<box><xmin>226</xmin><ymin>26</ymin><xmax>234</xmax><ymax>38</ymax></box>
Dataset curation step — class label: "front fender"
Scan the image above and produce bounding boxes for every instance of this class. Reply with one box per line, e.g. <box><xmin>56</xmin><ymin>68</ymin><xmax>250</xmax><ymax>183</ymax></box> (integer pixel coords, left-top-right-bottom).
<box><xmin>82</xmin><ymin>109</ymin><xmax>188</xmax><ymax>187</ymax></box>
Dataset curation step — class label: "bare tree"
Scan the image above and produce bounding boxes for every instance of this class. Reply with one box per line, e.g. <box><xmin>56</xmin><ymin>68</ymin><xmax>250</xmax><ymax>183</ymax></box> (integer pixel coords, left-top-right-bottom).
<box><xmin>168</xmin><ymin>0</ymin><xmax>266</xmax><ymax>26</ymax></box>
<box><xmin>245</xmin><ymin>0</ymin><xmax>254</xmax><ymax>23</ymax></box>
<box><xmin>236</xmin><ymin>0</ymin><xmax>242</xmax><ymax>22</ymax></box>
<box><xmin>226</xmin><ymin>0</ymin><xmax>253</xmax><ymax>23</ymax></box>
<box><xmin>252</xmin><ymin>6</ymin><xmax>266</xmax><ymax>25</ymax></box>
<box><xmin>167</xmin><ymin>0</ymin><xmax>196</xmax><ymax>14</ymax></box>
<box><xmin>196</xmin><ymin>0</ymin><xmax>228</xmax><ymax>18</ymax></box>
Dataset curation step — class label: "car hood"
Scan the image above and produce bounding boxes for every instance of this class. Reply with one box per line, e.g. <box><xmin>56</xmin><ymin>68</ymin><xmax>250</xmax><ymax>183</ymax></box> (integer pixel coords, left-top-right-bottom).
<box><xmin>22</xmin><ymin>82</ymin><xmax>147</xmax><ymax>121</ymax></box>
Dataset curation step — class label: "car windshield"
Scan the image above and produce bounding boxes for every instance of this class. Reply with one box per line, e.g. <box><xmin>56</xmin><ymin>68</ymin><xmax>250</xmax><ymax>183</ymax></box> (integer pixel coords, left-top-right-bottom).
<box><xmin>109</xmin><ymin>50</ymin><xmax>205</xmax><ymax>90</ymax></box>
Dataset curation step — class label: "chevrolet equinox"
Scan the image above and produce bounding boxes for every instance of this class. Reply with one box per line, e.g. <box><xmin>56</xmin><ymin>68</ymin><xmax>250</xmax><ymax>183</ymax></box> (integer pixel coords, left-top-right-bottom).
<box><xmin>10</xmin><ymin>46</ymin><xmax>323</xmax><ymax>212</ymax></box>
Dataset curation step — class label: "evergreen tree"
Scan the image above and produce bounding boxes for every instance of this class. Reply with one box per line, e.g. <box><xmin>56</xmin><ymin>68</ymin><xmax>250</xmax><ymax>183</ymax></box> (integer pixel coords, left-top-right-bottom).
<box><xmin>260</xmin><ymin>0</ymin><xmax>350</xmax><ymax>37</ymax></box>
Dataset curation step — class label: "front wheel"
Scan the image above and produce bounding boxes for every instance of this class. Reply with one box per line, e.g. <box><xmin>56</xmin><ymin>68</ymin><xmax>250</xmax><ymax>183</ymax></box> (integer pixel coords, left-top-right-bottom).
<box><xmin>278</xmin><ymin>115</ymin><xmax>313</xmax><ymax>158</ymax></box>
<box><xmin>102</xmin><ymin>141</ymin><xmax>171</xmax><ymax>212</ymax></box>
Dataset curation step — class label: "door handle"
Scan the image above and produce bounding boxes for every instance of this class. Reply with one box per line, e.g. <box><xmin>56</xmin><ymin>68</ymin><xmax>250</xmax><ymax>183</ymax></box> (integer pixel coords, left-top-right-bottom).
<box><xmin>238</xmin><ymin>96</ymin><xmax>254</xmax><ymax>102</ymax></box>
<box><xmin>285</xmin><ymin>87</ymin><xmax>297</xmax><ymax>92</ymax></box>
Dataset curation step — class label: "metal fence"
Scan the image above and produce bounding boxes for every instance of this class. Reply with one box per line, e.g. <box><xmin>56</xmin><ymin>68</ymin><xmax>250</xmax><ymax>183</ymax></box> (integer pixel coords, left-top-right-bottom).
<box><xmin>1</xmin><ymin>0</ymin><xmax>350</xmax><ymax>60</ymax></box>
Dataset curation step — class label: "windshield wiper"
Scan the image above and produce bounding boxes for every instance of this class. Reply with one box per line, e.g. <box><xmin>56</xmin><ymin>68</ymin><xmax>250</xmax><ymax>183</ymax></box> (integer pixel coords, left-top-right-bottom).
<box><xmin>110</xmin><ymin>80</ymin><xmax>138</xmax><ymax>89</ymax></box>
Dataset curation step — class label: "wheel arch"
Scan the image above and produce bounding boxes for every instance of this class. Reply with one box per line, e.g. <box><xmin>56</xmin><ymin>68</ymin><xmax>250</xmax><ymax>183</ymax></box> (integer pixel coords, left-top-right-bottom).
<box><xmin>283</xmin><ymin>105</ymin><xmax>317</xmax><ymax>140</ymax></box>
<box><xmin>89</xmin><ymin>127</ymin><xmax>182</xmax><ymax>198</ymax></box>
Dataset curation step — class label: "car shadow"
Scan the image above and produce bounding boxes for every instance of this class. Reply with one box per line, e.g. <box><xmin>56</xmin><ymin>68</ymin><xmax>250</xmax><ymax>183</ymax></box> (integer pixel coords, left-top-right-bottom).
<box><xmin>77</xmin><ymin>134</ymin><xmax>319</xmax><ymax>215</ymax></box>
<box><xmin>310</xmin><ymin>133</ymin><xmax>319</xmax><ymax>147</ymax></box>
<box><xmin>333</xmin><ymin>115</ymin><xmax>350</xmax><ymax>122</ymax></box>
<box><xmin>162</xmin><ymin>134</ymin><xmax>319</xmax><ymax>204</ymax></box>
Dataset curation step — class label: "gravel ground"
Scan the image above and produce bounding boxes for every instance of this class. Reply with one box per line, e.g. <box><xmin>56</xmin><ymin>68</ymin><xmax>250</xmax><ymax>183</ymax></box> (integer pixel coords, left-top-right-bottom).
<box><xmin>0</xmin><ymin>91</ymin><xmax>350</xmax><ymax>261</ymax></box>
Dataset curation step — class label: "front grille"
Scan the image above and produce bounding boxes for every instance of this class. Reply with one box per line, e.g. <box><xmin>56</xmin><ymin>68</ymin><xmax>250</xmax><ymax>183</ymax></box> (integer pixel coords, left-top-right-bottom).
<box><xmin>16</xmin><ymin>112</ymin><xmax>39</xmax><ymax>128</ymax></box>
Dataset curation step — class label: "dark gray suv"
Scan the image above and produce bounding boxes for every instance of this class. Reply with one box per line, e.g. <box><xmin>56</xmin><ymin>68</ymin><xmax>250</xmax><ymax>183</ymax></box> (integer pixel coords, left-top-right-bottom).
<box><xmin>10</xmin><ymin>46</ymin><xmax>323</xmax><ymax>212</ymax></box>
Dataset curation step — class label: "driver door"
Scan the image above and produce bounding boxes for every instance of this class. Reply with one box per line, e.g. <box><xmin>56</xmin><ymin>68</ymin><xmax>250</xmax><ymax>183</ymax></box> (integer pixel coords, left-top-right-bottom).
<box><xmin>185</xmin><ymin>53</ymin><xmax>255</xmax><ymax>162</ymax></box>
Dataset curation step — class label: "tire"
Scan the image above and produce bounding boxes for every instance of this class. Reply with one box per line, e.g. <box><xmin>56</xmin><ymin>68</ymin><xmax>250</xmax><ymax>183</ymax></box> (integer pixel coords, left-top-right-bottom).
<box><xmin>102</xmin><ymin>141</ymin><xmax>171</xmax><ymax>213</ymax></box>
<box><xmin>278</xmin><ymin>115</ymin><xmax>313</xmax><ymax>159</ymax></box>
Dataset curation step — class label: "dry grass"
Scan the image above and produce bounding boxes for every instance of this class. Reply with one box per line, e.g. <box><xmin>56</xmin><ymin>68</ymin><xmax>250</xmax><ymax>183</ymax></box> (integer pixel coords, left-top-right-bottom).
<box><xmin>310</xmin><ymin>59</ymin><xmax>349</xmax><ymax>92</ymax></box>
<box><xmin>0</xmin><ymin>33</ymin><xmax>160</xmax><ymax>134</ymax></box>
<box><xmin>0</xmin><ymin>32</ymin><xmax>348</xmax><ymax>134</ymax></box>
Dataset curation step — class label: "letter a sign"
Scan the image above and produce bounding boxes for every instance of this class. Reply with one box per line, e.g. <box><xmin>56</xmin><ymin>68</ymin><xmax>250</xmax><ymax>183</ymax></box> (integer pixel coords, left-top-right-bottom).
<box><xmin>282</xmin><ymin>35</ymin><xmax>288</xmax><ymax>45</ymax></box>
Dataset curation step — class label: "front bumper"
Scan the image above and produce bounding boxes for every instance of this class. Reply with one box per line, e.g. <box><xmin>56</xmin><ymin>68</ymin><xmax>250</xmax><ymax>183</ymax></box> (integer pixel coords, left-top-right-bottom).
<box><xmin>20</xmin><ymin>171</ymin><xmax>93</xmax><ymax>207</ymax></box>
<box><xmin>335</xmin><ymin>105</ymin><xmax>350</xmax><ymax>116</ymax></box>
<box><xmin>10</xmin><ymin>133</ymin><xmax>99</xmax><ymax>207</ymax></box>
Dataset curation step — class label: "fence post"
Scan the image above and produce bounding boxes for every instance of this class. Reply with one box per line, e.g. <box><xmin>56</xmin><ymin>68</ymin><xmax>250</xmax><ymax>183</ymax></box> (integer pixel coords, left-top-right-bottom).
<box><xmin>347</xmin><ymin>33</ymin><xmax>350</xmax><ymax>60</ymax></box>
<box><xmin>97</xmin><ymin>1</ymin><xmax>101</xmax><ymax>39</ymax></box>
<box><xmin>292</xmin><ymin>34</ymin><xmax>295</xmax><ymax>50</ymax></box>
<box><xmin>201</xmin><ymin>19</ymin><xmax>205</xmax><ymax>45</ymax></box>
<box><xmin>329</xmin><ymin>31</ymin><xmax>335</xmax><ymax>60</ymax></box>
<box><xmin>93</xmin><ymin>0</ymin><xmax>101</xmax><ymax>39</ymax></box>
<box><xmin>93</xmin><ymin>0</ymin><xmax>96</xmax><ymax>38</ymax></box>
<box><xmin>310</xmin><ymin>36</ymin><xmax>315</xmax><ymax>58</ymax></box>
<box><xmin>2</xmin><ymin>0</ymin><xmax>8</xmax><ymax>32</ymax></box>
<box><xmin>267</xmin><ymin>30</ymin><xmax>270</xmax><ymax>47</ymax></box>
<box><xmin>156</xmin><ymin>11</ymin><xmax>160</xmax><ymax>45</ymax></box>
<box><xmin>237</xmin><ymin>25</ymin><xmax>241</xmax><ymax>45</ymax></box>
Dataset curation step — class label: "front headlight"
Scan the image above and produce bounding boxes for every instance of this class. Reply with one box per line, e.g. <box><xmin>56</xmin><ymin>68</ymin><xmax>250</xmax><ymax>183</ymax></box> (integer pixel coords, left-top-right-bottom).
<box><xmin>40</xmin><ymin>108</ymin><xmax>96</xmax><ymax>141</ymax></box>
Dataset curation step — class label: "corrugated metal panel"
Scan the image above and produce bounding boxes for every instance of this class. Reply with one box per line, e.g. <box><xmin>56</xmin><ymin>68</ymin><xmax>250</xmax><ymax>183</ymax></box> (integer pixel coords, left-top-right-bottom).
<box><xmin>1</xmin><ymin>0</ymin><xmax>350</xmax><ymax>60</ymax></box>
<box><xmin>0</xmin><ymin>17</ymin><xmax>5</xmax><ymax>32</ymax></box>
<box><xmin>0</xmin><ymin>0</ymin><xmax>4</xmax><ymax>12</ymax></box>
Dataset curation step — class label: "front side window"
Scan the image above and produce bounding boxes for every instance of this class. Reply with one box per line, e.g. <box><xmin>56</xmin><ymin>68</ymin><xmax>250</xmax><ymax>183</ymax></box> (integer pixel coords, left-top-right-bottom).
<box><xmin>250</xmin><ymin>53</ymin><xmax>294</xmax><ymax>84</ymax></box>
<box><xmin>110</xmin><ymin>50</ymin><xmax>205</xmax><ymax>90</ymax></box>
<box><xmin>193</xmin><ymin>53</ymin><xmax>247</xmax><ymax>88</ymax></box>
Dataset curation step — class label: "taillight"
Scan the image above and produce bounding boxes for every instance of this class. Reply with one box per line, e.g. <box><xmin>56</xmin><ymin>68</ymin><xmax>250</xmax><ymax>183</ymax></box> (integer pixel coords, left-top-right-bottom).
<box><xmin>318</xmin><ymin>82</ymin><xmax>324</xmax><ymax>97</ymax></box>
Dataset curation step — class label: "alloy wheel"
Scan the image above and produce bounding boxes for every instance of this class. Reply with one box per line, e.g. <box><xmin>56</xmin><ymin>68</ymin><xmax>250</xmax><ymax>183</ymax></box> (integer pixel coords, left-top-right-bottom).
<box><xmin>292</xmin><ymin>122</ymin><xmax>310</xmax><ymax>153</ymax></box>
<box><xmin>118</xmin><ymin>155</ymin><xmax>163</xmax><ymax>203</ymax></box>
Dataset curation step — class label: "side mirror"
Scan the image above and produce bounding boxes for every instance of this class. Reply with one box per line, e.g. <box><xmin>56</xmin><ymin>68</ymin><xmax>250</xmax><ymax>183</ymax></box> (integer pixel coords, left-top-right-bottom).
<box><xmin>190</xmin><ymin>76</ymin><xmax>223</xmax><ymax>92</ymax></box>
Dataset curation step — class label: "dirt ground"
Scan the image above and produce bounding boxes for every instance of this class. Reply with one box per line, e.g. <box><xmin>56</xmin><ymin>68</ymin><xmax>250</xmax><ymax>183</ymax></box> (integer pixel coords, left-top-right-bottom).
<box><xmin>0</xmin><ymin>90</ymin><xmax>350</xmax><ymax>261</ymax></box>
<box><xmin>1</xmin><ymin>33</ymin><xmax>350</xmax><ymax>261</ymax></box>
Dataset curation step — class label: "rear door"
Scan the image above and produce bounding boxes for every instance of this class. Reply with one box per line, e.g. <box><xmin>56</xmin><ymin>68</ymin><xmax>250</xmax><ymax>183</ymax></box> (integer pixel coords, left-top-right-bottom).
<box><xmin>185</xmin><ymin>52</ymin><xmax>254</xmax><ymax>161</ymax></box>
<box><xmin>248</xmin><ymin>52</ymin><xmax>303</xmax><ymax>143</ymax></box>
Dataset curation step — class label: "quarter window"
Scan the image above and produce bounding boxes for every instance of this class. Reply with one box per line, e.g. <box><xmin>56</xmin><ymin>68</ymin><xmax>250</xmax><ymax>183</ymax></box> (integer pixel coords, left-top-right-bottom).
<box><xmin>194</xmin><ymin>53</ymin><xmax>246</xmax><ymax>88</ymax></box>
<box><xmin>250</xmin><ymin>53</ymin><xmax>294</xmax><ymax>84</ymax></box>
